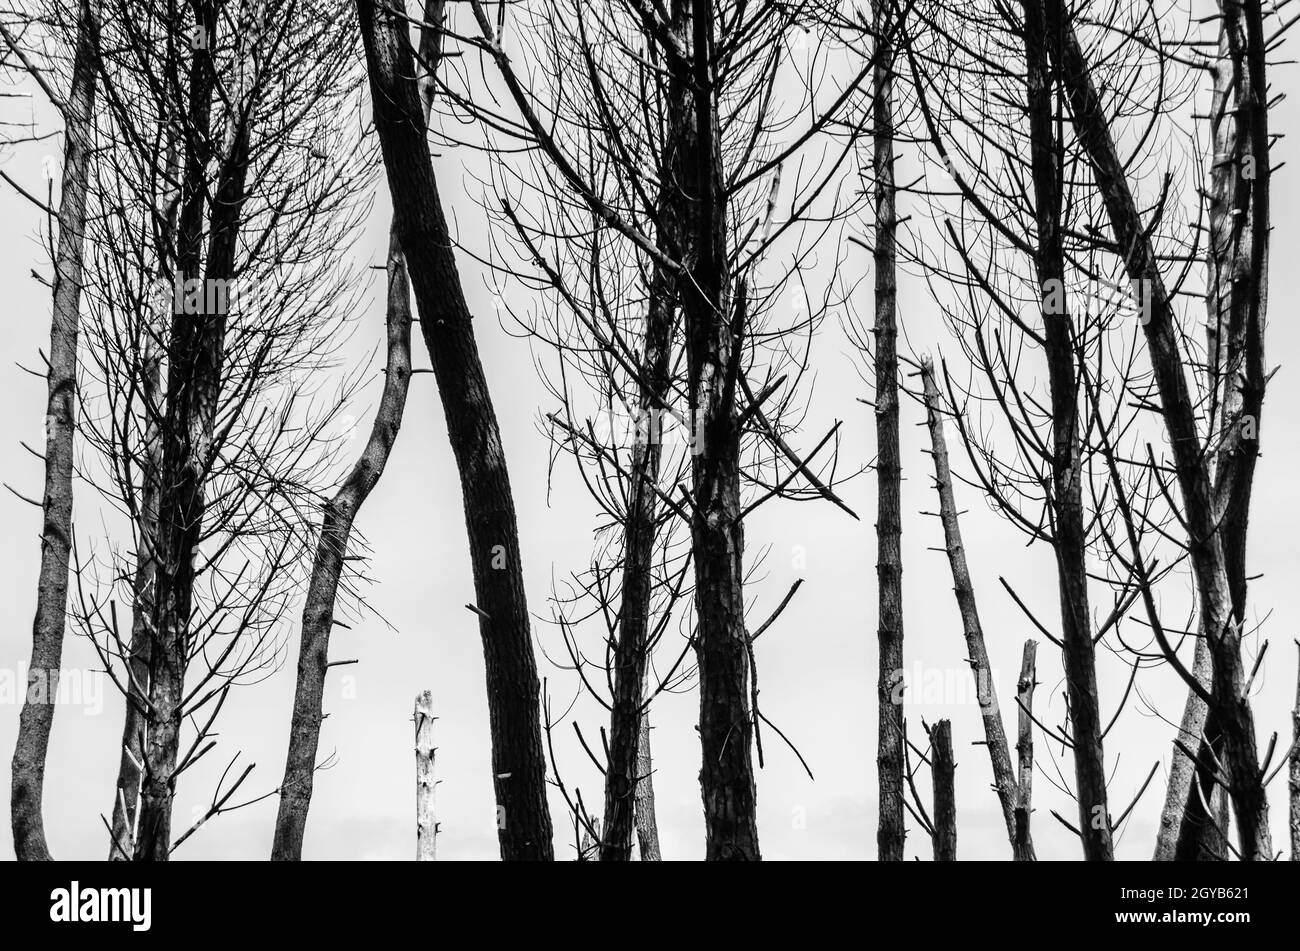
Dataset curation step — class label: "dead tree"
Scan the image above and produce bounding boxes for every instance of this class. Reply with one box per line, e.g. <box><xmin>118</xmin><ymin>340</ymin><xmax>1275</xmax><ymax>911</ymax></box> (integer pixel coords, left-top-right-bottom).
<box><xmin>1040</xmin><ymin>0</ymin><xmax>1273</xmax><ymax>860</ymax></box>
<box><xmin>920</xmin><ymin>356</ymin><xmax>1034</xmax><ymax>860</ymax></box>
<box><xmin>271</xmin><ymin>0</ymin><xmax>444</xmax><ymax>862</ymax></box>
<box><xmin>458</xmin><ymin>0</ymin><xmax>866</xmax><ymax>860</ymax></box>
<box><xmin>356</xmin><ymin>0</ymin><xmax>554</xmax><ymax>860</ymax></box>
<box><xmin>2</xmin><ymin>0</ymin><xmax>98</xmax><ymax>861</ymax></box>
<box><xmin>414</xmin><ymin>690</ymin><xmax>438</xmax><ymax>860</ymax></box>
<box><xmin>929</xmin><ymin>719</ymin><xmax>956</xmax><ymax>861</ymax></box>
<box><xmin>870</xmin><ymin>0</ymin><xmax>906</xmax><ymax>863</ymax></box>
<box><xmin>1154</xmin><ymin>0</ymin><xmax>1278</xmax><ymax>862</ymax></box>
<box><xmin>1016</xmin><ymin>640</ymin><xmax>1037</xmax><ymax>852</ymax></box>
<box><xmin>58</xmin><ymin>0</ymin><xmax>373</xmax><ymax>859</ymax></box>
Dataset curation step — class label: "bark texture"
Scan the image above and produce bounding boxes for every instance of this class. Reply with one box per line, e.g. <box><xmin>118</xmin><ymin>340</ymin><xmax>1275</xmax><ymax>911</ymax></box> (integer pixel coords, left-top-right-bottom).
<box><xmin>357</xmin><ymin>0</ymin><xmax>553</xmax><ymax>860</ymax></box>
<box><xmin>271</xmin><ymin>229</ymin><xmax>414</xmax><ymax>859</ymax></box>
<box><xmin>930</xmin><ymin>719</ymin><xmax>956</xmax><ymax>861</ymax></box>
<box><xmin>1022</xmin><ymin>0</ymin><xmax>1112</xmax><ymax>860</ymax></box>
<box><xmin>11</xmin><ymin>0</ymin><xmax>98</xmax><ymax>862</ymax></box>
<box><xmin>921</xmin><ymin>358</ymin><xmax>1034</xmax><ymax>860</ymax></box>
<box><xmin>871</xmin><ymin>0</ymin><xmax>905</xmax><ymax>863</ymax></box>
<box><xmin>1043</xmin><ymin>0</ymin><xmax>1271</xmax><ymax>859</ymax></box>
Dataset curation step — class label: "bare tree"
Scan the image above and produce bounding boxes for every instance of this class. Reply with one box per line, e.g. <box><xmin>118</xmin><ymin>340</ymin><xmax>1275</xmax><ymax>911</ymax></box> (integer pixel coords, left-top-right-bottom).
<box><xmin>920</xmin><ymin>355</ymin><xmax>1034</xmax><ymax>860</ymax></box>
<box><xmin>2</xmin><ymin>0</ymin><xmax>98</xmax><ymax>861</ymax></box>
<box><xmin>356</xmin><ymin>0</ymin><xmax>554</xmax><ymax>860</ymax></box>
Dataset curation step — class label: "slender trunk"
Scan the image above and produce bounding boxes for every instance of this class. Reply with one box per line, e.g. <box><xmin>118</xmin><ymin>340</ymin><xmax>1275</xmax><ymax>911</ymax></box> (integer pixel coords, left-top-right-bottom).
<box><xmin>271</xmin><ymin>229</ymin><xmax>414</xmax><ymax>859</ymax></box>
<box><xmin>633</xmin><ymin>712</ymin><xmax>662</xmax><ymax>860</ymax></box>
<box><xmin>137</xmin><ymin>1</ymin><xmax>254</xmax><ymax>859</ymax></box>
<box><xmin>357</xmin><ymin>0</ymin><xmax>553</xmax><ymax>859</ymax></box>
<box><xmin>1162</xmin><ymin>0</ymin><xmax>1270</xmax><ymax>862</ymax></box>
<box><xmin>272</xmin><ymin>4</ymin><xmax>436</xmax><ymax>860</ymax></box>
<box><xmin>920</xmin><ymin>358</ymin><xmax>1034</xmax><ymax>859</ymax></box>
<box><xmin>1023</xmin><ymin>0</ymin><xmax>1112</xmax><ymax>860</ymax></box>
<box><xmin>1015</xmin><ymin>640</ymin><xmax>1037</xmax><ymax>853</ymax></box>
<box><xmin>415</xmin><ymin>690</ymin><xmax>437</xmax><ymax>860</ymax></box>
<box><xmin>11</xmin><ymin>0</ymin><xmax>97</xmax><ymax>861</ymax></box>
<box><xmin>109</xmin><ymin>347</ymin><xmax>161</xmax><ymax>860</ymax></box>
<box><xmin>1043</xmin><ymin>0</ymin><xmax>1271</xmax><ymax>859</ymax></box>
<box><xmin>668</xmin><ymin>0</ymin><xmax>759</xmax><ymax>861</ymax></box>
<box><xmin>871</xmin><ymin>0</ymin><xmax>905</xmax><ymax>863</ymax></box>
<box><xmin>929</xmin><ymin>719</ymin><xmax>956</xmax><ymax>861</ymax></box>
<box><xmin>599</xmin><ymin>266</ymin><xmax>673</xmax><ymax>861</ymax></box>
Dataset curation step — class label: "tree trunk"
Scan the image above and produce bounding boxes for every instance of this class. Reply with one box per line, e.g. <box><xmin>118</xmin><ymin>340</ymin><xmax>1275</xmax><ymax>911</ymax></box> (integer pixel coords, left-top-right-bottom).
<box><xmin>599</xmin><ymin>238</ymin><xmax>674</xmax><ymax>861</ymax></box>
<box><xmin>109</xmin><ymin>346</ymin><xmax>161</xmax><ymax>860</ymax></box>
<box><xmin>1022</xmin><ymin>0</ymin><xmax>1112</xmax><ymax>860</ymax></box>
<box><xmin>1161</xmin><ymin>0</ymin><xmax>1269</xmax><ymax>862</ymax></box>
<box><xmin>1042</xmin><ymin>0</ymin><xmax>1271</xmax><ymax>859</ymax></box>
<box><xmin>871</xmin><ymin>0</ymin><xmax>905</xmax><ymax>863</ymax></box>
<box><xmin>415</xmin><ymin>690</ymin><xmax>438</xmax><ymax>861</ymax></box>
<box><xmin>1015</xmin><ymin>640</ymin><xmax>1037</xmax><ymax>854</ymax></box>
<box><xmin>356</xmin><ymin>0</ymin><xmax>553</xmax><ymax>860</ymax></box>
<box><xmin>11</xmin><ymin>0</ymin><xmax>97</xmax><ymax>862</ymax></box>
<box><xmin>930</xmin><ymin>719</ymin><xmax>956</xmax><ymax>861</ymax></box>
<box><xmin>271</xmin><ymin>228</ymin><xmax>414</xmax><ymax>859</ymax></box>
<box><xmin>136</xmin><ymin>1</ymin><xmax>254</xmax><ymax>859</ymax></box>
<box><xmin>633</xmin><ymin>712</ymin><xmax>662</xmax><ymax>861</ymax></box>
<box><xmin>920</xmin><ymin>358</ymin><xmax>1034</xmax><ymax>860</ymax></box>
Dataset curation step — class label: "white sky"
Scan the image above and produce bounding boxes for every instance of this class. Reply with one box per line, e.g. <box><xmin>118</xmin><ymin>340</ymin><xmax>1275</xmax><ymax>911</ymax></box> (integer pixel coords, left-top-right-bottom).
<box><xmin>3</xmin><ymin>2</ymin><xmax>1300</xmax><ymax>860</ymax></box>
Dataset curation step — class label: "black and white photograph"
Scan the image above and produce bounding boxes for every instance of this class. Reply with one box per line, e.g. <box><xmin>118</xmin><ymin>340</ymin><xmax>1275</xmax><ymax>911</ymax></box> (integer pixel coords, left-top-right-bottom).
<box><xmin>0</xmin><ymin>0</ymin><xmax>1293</xmax><ymax>934</ymax></box>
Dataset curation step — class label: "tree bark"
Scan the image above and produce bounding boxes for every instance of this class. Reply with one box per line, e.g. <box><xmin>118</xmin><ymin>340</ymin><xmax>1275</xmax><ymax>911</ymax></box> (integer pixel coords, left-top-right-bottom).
<box><xmin>271</xmin><ymin>228</ymin><xmax>414</xmax><ymax>859</ymax></box>
<box><xmin>10</xmin><ymin>0</ymin><xmax>98</xmax><ymax>862</ymax></box>
<box><xmin>871</xmin><ymin>0</ymin><xmax>905</xmax><ymax>863</ymax></box>
<box><xmin>920</xmin><ymin>358</ymin><xmax>1034</xmax><ymax>860</ymax></box>
<box><xmin>1022</xmin><ymin>0</ymin><xmax>1112</xmax><ymax>860</ymax></box>
<box><xmin>1160</xmin><ymin>0</ymin><xmax>1270</xmax><ymax>862</ymax></box>
<box><xmin>1042</xmin><ymin>0</ymin><xmax>1271</xmax><ymax>859</ymax></box>
<box><xmin>415</xmin><ymin>690</ymin><xmax>438</xmax><ymax>860</ymax></box>
<box><xmin>357</xmin><ymin>0</ymin><xmax>553</xmax><ymax>860</ymax></box>
<box><xmin>135</xmin><ymin>1</ymin><xmax>253</xmax><ymax>859</ymax></box>
<box><xmin>1015</xmin><ymin>640</ymin><xmax>1037</xmax><ymax>854</ymax></box>
<box><xmin>599</xmin><ymin>218</ymin><xmax>674</xmax><ymax>862</ymax></box>
<box><xmin>633</xmin><ymin>712</ymin><xmax>662</xmax><ymax>861</ymax></box>
<box><xmin>109</xmin><ymin>346</ymin><xmax>161</xmax><ymax>860</ymax></box>
<box><xmin>929</xmin><ymin>719</ymin><xmax>956</xmax><ymax>861</ymax></box>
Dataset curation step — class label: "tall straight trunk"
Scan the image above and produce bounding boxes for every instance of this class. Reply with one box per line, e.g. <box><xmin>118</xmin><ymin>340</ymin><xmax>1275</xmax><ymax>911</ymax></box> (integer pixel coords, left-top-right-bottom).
<box><xmin>1160</xmin><ymin>0</ymin><xmax>1270</xmax><ymax>862</ymax></box>
<box><xmin>136</xmin><ymin>1</ymin><xmax>254</xmax><ymax>859</ymax></box>
<box><xmin>109</xmin><ymin>347</ymin><xmax>161</xmax><ymax>860</ymax></box>
<box><xmin>599</xmin><ymin>261</ymin><xmax>673</xmax><ymax>861</ymax></box>
<box><xmin>414</xmin><ymin>690</ymin><xmax>437</xmax><ymax>860</ymax></box>
<box><xmin>271</xmin><ymin>229</ymin><xmax>414</xmax><ymax>859</ymax></box>
<box><xmin>920</xmin><ymin>358</ymin><xmax>1034</xmax><ymax>859</ymax></box>
<box><xmin>871</xmin><ymin>0</ymin><xmax>905</xmax><ymax>863</ymax></box>
<box><xmin>1015</xmin><ymin>640</ymin><xmax>1037</xmax><ymax>852</ymax></box>
<box><xmin>929</xmin><ymin>719</ymin><xmax>956</xmax><ymax>861</ymax></box>
<box><xmin>1043</xmin><ymin>0</ymin><xmax>1271</xmax><ymax>859</ymax></box>
<box><xmin>272</xmin><ymin>0</ymin><xmax>440</xmax><ymax>861</ymax></box>
<box><xmin>633</xmin><ymin>712</ymin><xmax>662</xmax><ymax>860</ymax></box>
<box><xmin>10</xmin><ymin>0</ymin><xmax>98</xmax><ymax>862</ymax></box>
<box><xmin>1022</xmin><ymin>0</ymin><xmax>1112</xmax><ymax>860</ymax></box>
<box><xmin>357</xmin><ymin>0</ymin><xmax>553</xmax><ymax>860</ymax></box>
<box><xmin>110</xmin><ymin>131</ymin><xmax>180</xmax><ymax>861</ymax></box>
<box><xmin>676</xmin><ymin>0</ymin><xmax>759</xmax><ymax>861</ymax></box>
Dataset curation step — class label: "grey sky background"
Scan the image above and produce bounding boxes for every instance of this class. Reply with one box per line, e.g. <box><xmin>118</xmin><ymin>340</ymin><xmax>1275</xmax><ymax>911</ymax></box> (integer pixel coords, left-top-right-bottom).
<box><xmin>2</xmin><ymin>1</ymin><xmax>1299</xmax><ymax>860</ymax></box>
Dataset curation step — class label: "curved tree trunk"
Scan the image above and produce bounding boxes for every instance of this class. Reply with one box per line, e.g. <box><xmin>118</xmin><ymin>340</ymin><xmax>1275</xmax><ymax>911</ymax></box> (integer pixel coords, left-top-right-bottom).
<box><xmin>357</xmin><ymin>0</ymin><xmax>553</xmax><ymax>860</ymax></box>
<box><xmin>9</xmin><ymin>0</ymin><xmax>98</xmax><ymax>862</ymax></box>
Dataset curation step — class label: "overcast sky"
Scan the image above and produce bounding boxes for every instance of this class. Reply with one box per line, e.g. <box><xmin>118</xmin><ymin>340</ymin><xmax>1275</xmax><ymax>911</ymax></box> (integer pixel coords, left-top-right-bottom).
<box><xmin>3</xmin><ymin>1</ymin><xmax>1300</xmax><ymax>861</ymax></box>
